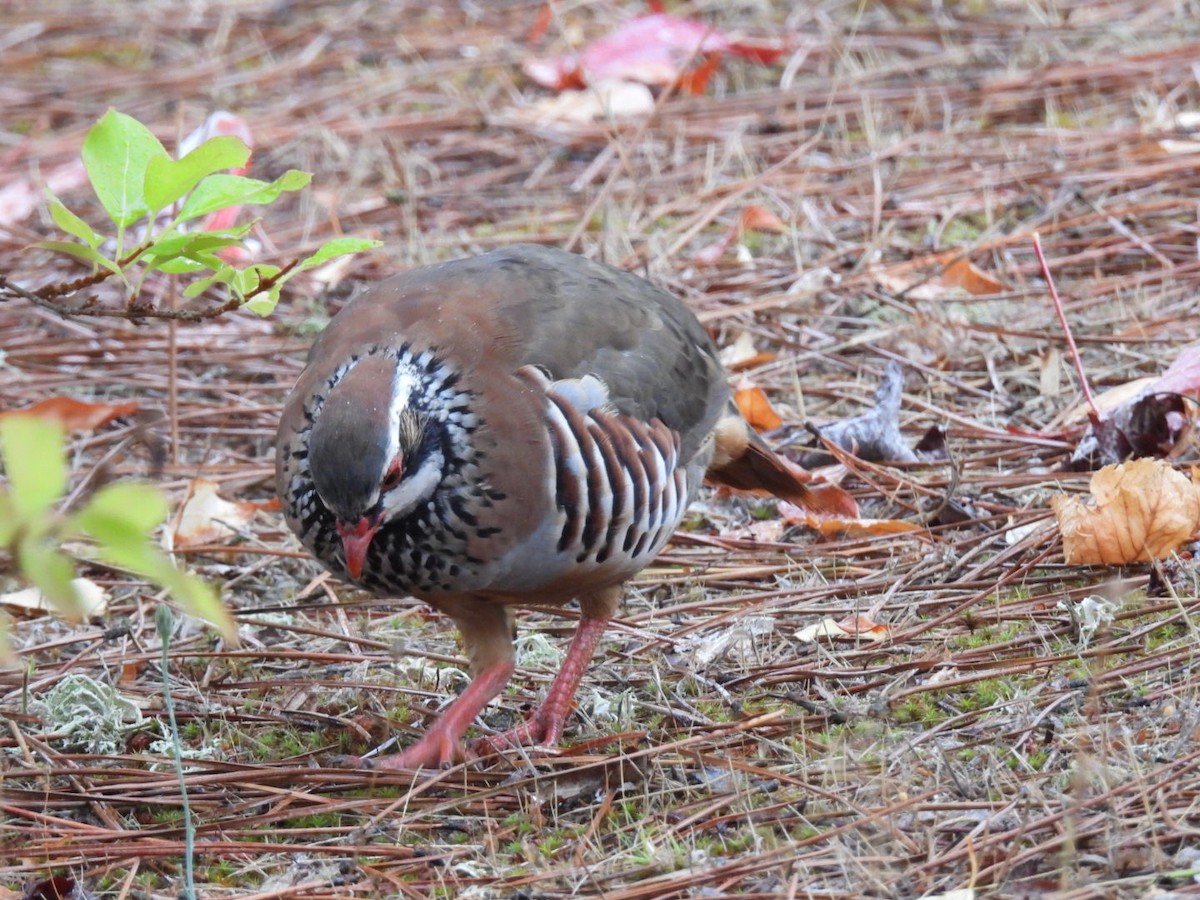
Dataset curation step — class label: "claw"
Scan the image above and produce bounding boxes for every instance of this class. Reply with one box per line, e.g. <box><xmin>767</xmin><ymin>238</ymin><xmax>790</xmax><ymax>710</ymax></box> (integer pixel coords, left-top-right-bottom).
<box><xmin>328</xmin><ymin>753</ymin><xmax>374</xmax><ymax>769</ymax></box>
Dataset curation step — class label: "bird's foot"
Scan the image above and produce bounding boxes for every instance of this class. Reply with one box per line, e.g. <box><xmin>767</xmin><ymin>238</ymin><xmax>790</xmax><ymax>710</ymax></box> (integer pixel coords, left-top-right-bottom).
<box><xmin>330</xmin><ymin>657</ymin><xmax>518</xmax><ymax>771</ymax></box>
<box><xmin>331</xmin><ymin>726</ymin><xmax>464</xmax><ymax>771</ymax></box>
<box><xmin>471</xmin><ymin>702</ymin><xmax>568</xmax><ymax>756</ymax></box>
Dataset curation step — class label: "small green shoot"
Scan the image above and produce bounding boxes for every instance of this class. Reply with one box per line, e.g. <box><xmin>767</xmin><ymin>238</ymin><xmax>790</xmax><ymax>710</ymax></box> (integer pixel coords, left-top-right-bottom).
<box><xmin>38</xmin><ymin>108</ymin><xmax>379</xmax><ymax>317</ymax></box>
<box><xmin>0</xmin><ymin>415</ymin><xmax>234</xmax><ymax>644</ymax></box>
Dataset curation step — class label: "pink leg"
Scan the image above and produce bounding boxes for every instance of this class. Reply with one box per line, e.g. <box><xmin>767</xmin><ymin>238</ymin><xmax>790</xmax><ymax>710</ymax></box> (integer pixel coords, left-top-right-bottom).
<box><xmin>341</xmin><ymin>659</ymin><xmax>515</xmax><ymax>771</ymax></box>
<box><xmin>338</xmin><ymin>600</ymin><xmax>516</xmax><ymax>771</ymax></box>
<box><xmin>473</xmin><ymin>613</ymin><xmax>611</xmax><ymax>754</ymax></box>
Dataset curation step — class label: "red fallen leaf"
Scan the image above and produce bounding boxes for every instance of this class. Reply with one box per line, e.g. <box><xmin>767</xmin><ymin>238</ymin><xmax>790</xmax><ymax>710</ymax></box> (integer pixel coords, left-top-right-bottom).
<box><xmin>524</xmin><ymin>13</ymin><xmax>786</xmax><ymax>93</ymax></box>
<box><xmin>526</xmin><ymin>2</ymin><xmax>553</xmax><ymax>44</ymax></box>
<box><xmin>1061</xmin><ymin>344</ymin><xmax>1200</xmax><ymax>469</ymax></box>
<box><xmin>0</xmin><ymin>396</ymin><xmax>139</xmax><ymax>432</ymax></box>
<box><xmin>675</xmin><ymin>51</ymin><xmax>723</xmax><ymax>95</ymax></box>
<box><xmin>734</xmin><ymin>381</ymin><xmax>783</xmax><ymax>432</ymax></box>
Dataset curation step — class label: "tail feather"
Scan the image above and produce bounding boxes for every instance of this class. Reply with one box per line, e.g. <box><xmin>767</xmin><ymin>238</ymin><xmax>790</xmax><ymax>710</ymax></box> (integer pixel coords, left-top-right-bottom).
<box><xmin>707</xmin><ymin>414</ymin><xmax>858</xmax><ymax>518</ymax></box>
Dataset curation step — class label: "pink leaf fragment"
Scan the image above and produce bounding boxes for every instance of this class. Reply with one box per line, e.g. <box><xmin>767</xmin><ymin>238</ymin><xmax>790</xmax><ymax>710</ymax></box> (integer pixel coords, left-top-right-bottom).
<box><xmin>524</xmin><ymin>13</ymin><xmax>786</xmax><ymax>93</ymax></box>
<box><xmin>1152</xmin><ymin>344</ymin><xmax>1200</xmax><ymax>396</ymax></box>
<box><xmin>180</xmin><ymin>111</ymin><xmax>257</xmax><ymax>262</ymax></box>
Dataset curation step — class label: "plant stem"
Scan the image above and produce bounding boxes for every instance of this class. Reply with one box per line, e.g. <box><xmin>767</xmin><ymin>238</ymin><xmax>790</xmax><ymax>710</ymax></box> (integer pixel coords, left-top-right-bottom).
<box><xmin>156</xmin><ymin>604</ymin><xmax>197</xmax><ymax>900</ymax></box>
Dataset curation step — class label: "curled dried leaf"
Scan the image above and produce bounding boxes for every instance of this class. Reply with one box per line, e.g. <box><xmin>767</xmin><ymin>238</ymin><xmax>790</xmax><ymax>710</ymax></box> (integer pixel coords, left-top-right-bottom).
<box><xmin>738</xmin><ymin>204</ymin><xmax>787</xmax><ymax>234</ymax></box>
<box><xmin>734</xmin><ymin>381</ymin><xmax>783</xmax><ymax>432</ymax></box>
<box><xmin>940</xmin><ymin>257</ymin><xmax>1005</xmax><ymax>296</ymax></box>
<box><xmin>796</xmin><ymin>614</ymin><xmax>890</xmax><ymax>643</ymax></box>
<box><xmin>779</xmin><ymin>501</ymin><xmax>925</xmax><ymax>538</ymax></box>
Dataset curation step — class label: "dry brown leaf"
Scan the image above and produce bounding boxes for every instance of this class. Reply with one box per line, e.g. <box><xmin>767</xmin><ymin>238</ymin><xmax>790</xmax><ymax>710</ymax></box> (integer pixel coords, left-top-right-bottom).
<box><xmin>174</xmin><ymin>478</ymin><xmax>273</xmax><ymax>548</ymax></box>
<box><xmin>513</xmin><ymin>79</ymin><xmax>655</xmax><ymax>129</ymax></box>
<box><xmin>738</xmin><ymin>204</ymin><xmax>787</xmax><ymax>234</ymax></box>
<box><xmin>734</xmin><ymin>381</ymin><xmax>783</xmax><ymax>432</ymax></box>
<box><xmin>1063</xmin><ymin>376</ymin><xmax>1158</xmax><ymax>425</ymax></box>
<box><xmin>874</xmin><ymin>258</ymin><xmax>1004</xmax><ymax>301</ymax></box>
<box><xmin>0</xmin><ymin>577</ymin><xmax>108</xmax><ymax>619</ymax></box>
<box><xmin>694</xmin><ymin>204</ymin><xmax>789</xmax><ymax>264</ymax></box>
<box><xmin>1051</xmin><ymin>458</ymin><xmax>1200</xmax><ymax>564</ymax></box>
<box><xmin>719</xmin><ymin>331</ymin><xmax>779</xmax><ymax>371</ymax></box>
<box><xmin>1157</xmin><ymin>110</ymin><xmax>1200</xmax><ymax>155</ymax></box>
<box><xmin>0</xmin><ymin>396</ymin><xmax>140</xmax><ymax>432</ymax></box>
<box><xmin>941</xmin><ymin>257</ymin><xmax>1006</xmax><ymax>296</ymax></box>
<box><xmin>778</xmin><ymin>501</ymin><xmax>924</xmax><ymax>537</ymax></box>
<box><xmin>796</xmin><ymin>613</ymin><xmax>891</xmax><ymax>643</ymax></box>
<box><xmin>740</xmin><ymin>519</ymin><xmax>786</xmax><ymax>543</ymax></box>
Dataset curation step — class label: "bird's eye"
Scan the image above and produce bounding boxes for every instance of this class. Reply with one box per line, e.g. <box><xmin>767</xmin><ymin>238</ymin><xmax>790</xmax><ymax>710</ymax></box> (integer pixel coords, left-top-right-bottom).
<box><xmin>381</xmin><ymin>458</ymin><xmax>404</xmax><ymax>492</ymax></box>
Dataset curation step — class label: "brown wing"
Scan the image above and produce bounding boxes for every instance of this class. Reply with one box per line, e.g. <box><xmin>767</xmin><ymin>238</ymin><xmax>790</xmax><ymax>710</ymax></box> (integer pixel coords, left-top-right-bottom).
<box><xmin>298</xmin><ymin>244</ymin><xmax>730</xmax><ymax>464</ymax></box>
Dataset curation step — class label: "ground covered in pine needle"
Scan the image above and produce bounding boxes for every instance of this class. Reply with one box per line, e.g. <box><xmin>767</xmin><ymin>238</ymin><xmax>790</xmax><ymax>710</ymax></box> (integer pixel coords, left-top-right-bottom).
<box><xmin>3</xmin><ymin>2</ymin><xmax>1200</xmax><ymax>897</ymax></box>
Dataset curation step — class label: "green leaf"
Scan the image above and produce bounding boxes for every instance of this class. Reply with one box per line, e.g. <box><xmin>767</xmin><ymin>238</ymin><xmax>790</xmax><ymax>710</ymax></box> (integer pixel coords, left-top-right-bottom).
<box><xmin>176</xmin><ymin>170</ymin><xmax>311</xmax><ymax>223</ymax></box>
<box><xmin>293</xmin><ymin>237</ymin><xmax>382</xmax><ymax>273</ymax></box>
<box><xmin>47</xmin><ymin>194</ymin><xmax>103</xmax><ymax>248</ymax></box>
<box><xmin>144</xmin><ymin>225</ymin><xmax>253</xmax><ymax>261</ymax></box>
<box><xmin>157</xmin><ymin>567</ymin><xmax>235</xmax><ymax>641</ymax></box>
<box><xmin>81</xmin><ymin>109</ymin><xmax>167</xmax><ymax>227</ymax></box>
<box><xmin>0</xmin><ymin>494</ymin><xmax>16</xmax><ymax>546</ymax></box>
<box><xmin>182</xmin><ymin>266</ymin><xmax>236</xmax><ymax>298</ymax></box>
<box><xmin>245</xmin><ymin>283</ymin><xmax>283</xmax><ymax>317</ymax></box>
<box><xmin>0</xmin><ymin>416</ymin><xmax>67</xmax><ymax>521</ymax></box>
<box><xmin>35</xmin><ymin>240</ymin><xmax>123</xmax><ymax>276</ymax></box>
<box><xmin>92</xmin><ymin>537</ymin><xmax>234</xmax><ymax>639</ymax></box>
<box><xmin>70</xmin><ymin>480</ymin><xmax>235</xmax><ymax>639</ymax></box>
<box><xmin>74</xmin><ymin>481</ymin><xmax>168</xmax><ymax>545</ymax></box>
<box><xmin>232</xmin><ymin>264</ymin><xmax>280</xmax><ymax>297</ymax></box>
<box><xmin>144</xmin><ymin>136</ymin><xmax>252</xmax><ymax>214</ymax></box>
<box><xmin>18</xmin><ymin>538</ymin><xmax>83</xmax><ymax>619</ymax></box>
<box><xmin>65</xmin><ymin>482</ymin><xmax>236</xmax><ymax>638</ymax></box>
<box><xmin>153</xmin><ymin>257</ymin><xmax>208</xmax><ymax>275</ymax></box>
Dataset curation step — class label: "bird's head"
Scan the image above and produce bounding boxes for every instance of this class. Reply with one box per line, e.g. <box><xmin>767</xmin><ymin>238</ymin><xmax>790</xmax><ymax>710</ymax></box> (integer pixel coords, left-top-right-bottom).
<box><xmin>307</xmin><ymin>353</ymin><xmax>443</xmax><ymax>580</ymax></box>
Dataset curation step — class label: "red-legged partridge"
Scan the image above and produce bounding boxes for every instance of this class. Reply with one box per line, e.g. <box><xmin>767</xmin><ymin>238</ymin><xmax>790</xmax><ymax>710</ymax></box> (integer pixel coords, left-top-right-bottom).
<box><xmin>276</xmin><ymin>244</ymin><xmax>852</xmax><ymax>769</ymax></box>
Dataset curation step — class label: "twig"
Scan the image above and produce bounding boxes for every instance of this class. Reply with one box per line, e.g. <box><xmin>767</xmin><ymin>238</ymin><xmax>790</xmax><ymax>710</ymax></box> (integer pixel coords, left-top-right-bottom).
<box><xmin>0</xmin><ymin>258</ymin><xmax>297</xmax><ymax>322</ymax></box>
<box><xmin>1033</xmin><ymin>232</ymin><xmax>1101</xmax><ymax>424</ymax></box>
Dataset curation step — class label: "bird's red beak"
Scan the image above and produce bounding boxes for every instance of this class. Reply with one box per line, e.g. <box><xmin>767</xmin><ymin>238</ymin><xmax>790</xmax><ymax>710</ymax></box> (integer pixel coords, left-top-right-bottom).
<box><xmin>336</xmin><ymin>517</ymin><xmax>380</xmax><ymax>580</ymax></box>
